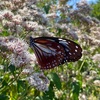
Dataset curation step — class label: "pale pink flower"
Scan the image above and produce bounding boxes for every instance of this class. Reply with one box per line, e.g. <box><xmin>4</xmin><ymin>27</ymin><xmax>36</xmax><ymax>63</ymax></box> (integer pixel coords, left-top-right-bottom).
<box><xmin>0</xmin><ymin>13</ymin><xmax>4</xmax><ymax>21</ymax></box>
<box><xmin>46</xmin><ymin>13</ymin><xmax>59</xmax><ymax>19</ymax></box>
<box><xmin>23</xmin><ymin>21</ymin><xmax>38</xmax><ymax>31</ymax></box>
<box><xmin>2</xmin><ymin>21</ymin><xmax>15</xmax><ymax>28</ymax></box>
<box><xmin>92</xmin><ymin>54</ymin><xmax>100</xmax><ymax>62</ymax></box>
<box><xmin>7</xmin><ymin>39</ymin><xmax>36</xmax><ymax>67</ymax></box>
<box><xmin>27</xmin><ymin>72</ymin><xmax>50</xmax><ymax>91</ymax></box>
<box><xmin>0</xmin><ymin>37</ymin><xmax>36</xmax><ymax>67</ymax></box>
<box><xmin>9</xmin><ymin>51</ymin><xmax>36</xmax><ymax>67</ymax></box>
<box><xmin>79</xmin><ymin>93</ymin><xmax>87</xmax><ymax>100</ymax></box>
<box><xmin>6</xmin><ymin>38</ymin><xmax>28</xmax><ymax>54</ymax></box>
<box><xmin>94</xmin><ymin>80</ymin><xmax>100</xmax><ymax>86</ymax></box>
<box><xmin>2</xmin><ymin>10</ymin><xmax>14</xmax><ymax>20</ymax></box>
<box><xmin>55</xmin><ymin>23</ymin><xmax>78</xmax><ymax>39</ymax></box>
<box><xmin>12</xmin><ymin>15</ymin><xmax>22</xmax><ymax>25</ymax></box>
<box><xmin>22</xmin><ymin>65</ymin><xmax>34</xmax><ymax>74</ymax></box>
<box><xmin>13</xmin><ymin>0</ymin><xmax>22</xmax><ymax>4</ymax></box>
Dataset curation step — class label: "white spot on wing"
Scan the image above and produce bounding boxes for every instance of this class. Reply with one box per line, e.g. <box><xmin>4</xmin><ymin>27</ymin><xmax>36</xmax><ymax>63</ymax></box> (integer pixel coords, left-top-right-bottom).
<box><xmin>59</xmin><ymin>38</ymin><xmax>63</xmax><ymax>41</ymax></box>
<box><xmin>69</xmin><ymin>53</ymin><xmax>72</xmax><ymax>55</ymax></box>
<box><xmin>76</xmin><ymin>46</ymin><xmax>78</xmax><ymax>48</ymax></box>
<box><xmin>75</xmin><ymin>49</ymin><xmax>77</xmax><ymax>52</ymax></box>
<box><xmin>57</xmin><ymin>45</ymin><xmax>60</xmax><ymax>48</ymax></box>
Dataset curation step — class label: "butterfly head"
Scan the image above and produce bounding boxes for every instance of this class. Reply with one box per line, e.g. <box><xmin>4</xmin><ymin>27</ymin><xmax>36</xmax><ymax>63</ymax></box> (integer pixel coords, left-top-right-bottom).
<box><xmin>30</xmin><ymin>37</ymin><xmax>35</xmax><ymax>47</ymax></box>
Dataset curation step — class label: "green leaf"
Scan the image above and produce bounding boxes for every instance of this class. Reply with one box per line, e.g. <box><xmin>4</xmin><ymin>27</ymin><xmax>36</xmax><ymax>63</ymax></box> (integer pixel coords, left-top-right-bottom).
<box><xmin>43</xmin><ymin>4</ymin><xmax>51</xmax><ymax>14</ymax></box>
<box><xmin>72</xmin><ymin>81</ymin><xmax>81</xmax><ymax>94</ymax></box>
<box><xmin>1</xmin><ymin>30</ymin><xmax>10</xmax><ymax>36</ymax></box>
<box><xmin>47</xmin><ymin>72</ymin><xmax>61</xmax><ymax>90</ymax></box>
<box><xmin>0</xmin><ymin>94</ymin><xmax>9</xmax><ymax>100</ymax></box>
<box><xmin>42</xmin><ymin>82</ymin><xmax>55</xmax><ymax>100</ymax></box>
<box><xmin>17</xmin><ymin>80</ymin><xmax>27</xmax><ymax>92</ymax></box>
<box><xmin>71</xmin><ymin>81</ymin><xmax>81</xmax><ymax>100</ymax></box>
<box><xmin>8</xmin><ymin>64</ymin><xmax>16</xmax><ymax>75</ymax></box>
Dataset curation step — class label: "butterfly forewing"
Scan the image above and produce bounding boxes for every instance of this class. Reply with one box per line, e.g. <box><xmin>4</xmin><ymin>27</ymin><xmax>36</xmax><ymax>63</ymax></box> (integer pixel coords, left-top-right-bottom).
<box><xmin>30</xmin><ymin>37</ymin><xmax>66</xmax><ymax>69</ymax></box>
<box><xmin>58</xmin><ymin>39</ymin><xmax>82</xmax><ymax>62</ymax></box>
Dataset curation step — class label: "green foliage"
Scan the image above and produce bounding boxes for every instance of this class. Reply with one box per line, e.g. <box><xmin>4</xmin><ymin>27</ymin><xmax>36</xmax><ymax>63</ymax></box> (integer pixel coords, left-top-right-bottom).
<box><xmin>37</xmin><ymin>0</ymin><xmax>57</xmax><ymax>13</ymax></box>
<box><xmin>91</xmin><ymin>0</ymin><xmax>100</xmax><ymax>19</ymax></box>
<box><xmin>0</xmin><ymin>0</ymin><xmax>100</xmax><ymax>100</ymax></box>
<box><xmin>43</xmin><ymin>3</ymin><xmax>51</xmax><ymax>14</ymax></box>
<box><xmin>71</xmin><ymin>81</ymin><xmax>82</xmax><ymax>100</ymax></box>
<box><xmin>0</xmin><ymin>94</ymin><xmax>9</xmax><ymax>100</ymax></box>
<box><xmin>47</xmin><ymin>73</ymin><xmax>61</xmax><ymax>90</ymax></box>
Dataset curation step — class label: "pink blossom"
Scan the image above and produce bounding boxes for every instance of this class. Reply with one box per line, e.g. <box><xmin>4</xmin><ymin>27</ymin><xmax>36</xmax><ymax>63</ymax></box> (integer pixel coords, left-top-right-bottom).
<box><xmin>0</xmin><ymin>37</ymin><xmax>36</xmax><ymax>67</ymax></box>
<box><xmin>27</xmin><ymin>72</ymin><xmax>50</xmax><ymax>91</ymax></box>
<box><xmin>2</xmin><ymin>10</ymin><xmax>14</xmax><ymax>20</ymax></box>
<box><xmin>12</xmin><ymin>15</ymin><xmax>22</xmax><ymax>25</ymax></box>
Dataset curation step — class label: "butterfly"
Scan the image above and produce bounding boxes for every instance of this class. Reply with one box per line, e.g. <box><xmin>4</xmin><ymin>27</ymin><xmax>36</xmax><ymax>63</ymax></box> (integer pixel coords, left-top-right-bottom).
<box><xmin>30</xmin><ymin>36</ymin><xmax>82</xmax><ymax>69</ymax></box>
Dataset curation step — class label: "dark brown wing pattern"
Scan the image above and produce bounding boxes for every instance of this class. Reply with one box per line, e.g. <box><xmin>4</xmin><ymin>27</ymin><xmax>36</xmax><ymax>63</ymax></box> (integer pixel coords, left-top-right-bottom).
<box><xmin>30</xmin><ymin>37</ymin><xmax>82</xmax><ymax>69</ymax></box>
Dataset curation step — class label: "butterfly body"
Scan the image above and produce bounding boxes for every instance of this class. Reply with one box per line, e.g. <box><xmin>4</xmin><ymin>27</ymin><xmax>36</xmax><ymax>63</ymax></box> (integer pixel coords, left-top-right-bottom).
<box><xmin>30</xmin><ymin>37</ymin><xmax>82</xmax><ymax>69</ymax></box>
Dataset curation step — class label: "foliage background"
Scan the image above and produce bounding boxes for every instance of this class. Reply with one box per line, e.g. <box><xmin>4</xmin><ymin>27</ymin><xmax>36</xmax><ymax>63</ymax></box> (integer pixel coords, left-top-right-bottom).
<box><xmin>0</xmin><ymin>0</ymin><xmax>100</xmax><ymax>100</ymax></box>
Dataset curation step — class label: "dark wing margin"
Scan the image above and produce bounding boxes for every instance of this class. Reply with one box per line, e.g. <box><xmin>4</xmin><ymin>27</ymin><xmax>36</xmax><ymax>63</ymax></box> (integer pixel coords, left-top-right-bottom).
<box><xmin>58</xmin><ymin>39</ymin><xmax>82</xmax><ymax>62</ymax></box>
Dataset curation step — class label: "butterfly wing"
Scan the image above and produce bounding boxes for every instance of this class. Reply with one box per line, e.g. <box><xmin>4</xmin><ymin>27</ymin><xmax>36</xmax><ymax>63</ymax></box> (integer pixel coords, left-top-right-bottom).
<box><xmin>58</xmin><ymin>38</ymin><xmax>82</xmax><ymax>62</ymax></box>
<box><xmin>34</xmin><ymin>37</ymin><xmax>82</xmax><ymax>62</ymax></box>
<box><xmin>30</xmin><ymin>37</ymin><xmax>66</xmax><ymax>69</ymax></box>
<box><xmin>30</xmin><ymin>37</ymin><xmax>82</xmax><ymax>69</ymax></box>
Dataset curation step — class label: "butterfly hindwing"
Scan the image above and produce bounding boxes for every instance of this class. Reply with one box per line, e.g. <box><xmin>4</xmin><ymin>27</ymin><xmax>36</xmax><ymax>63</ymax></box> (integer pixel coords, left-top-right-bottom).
<box><xmin>58</xmin><ymin>38</ymin><xmax>82</xmax><ymax>62</ymax></box>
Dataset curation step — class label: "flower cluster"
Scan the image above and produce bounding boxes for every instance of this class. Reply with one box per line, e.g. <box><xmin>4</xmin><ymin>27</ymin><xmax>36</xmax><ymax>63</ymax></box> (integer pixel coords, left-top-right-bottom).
<box><xmin>0</xmin><ymin>1</ymin><xmax>53</xmax><ymax>37</ymax></box>
<box><xmin>0</xmin><ymin>36</ymin><xmax>50</xmax><ymax>91</ymax></box>
<box><xmin>0</xmin><ymin>36</ymin><xmax>36</xmax><ymax>67</ymax></box>
<box><xmin>0</xmin><ymin>0</ymin><xmax>100</xmax><ymax>94</ymax></box>
<box><xmin>27</xmin><ymin>72</ymin><xmax>50</xmax><ymax>91</ymax></box>
<box><xmin>69</xmin><ymin>1</ymin><xmax>100</xmax><ymax>25</ymax></box>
